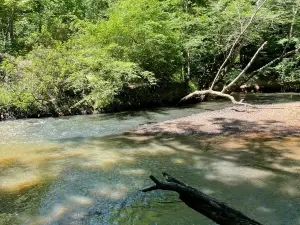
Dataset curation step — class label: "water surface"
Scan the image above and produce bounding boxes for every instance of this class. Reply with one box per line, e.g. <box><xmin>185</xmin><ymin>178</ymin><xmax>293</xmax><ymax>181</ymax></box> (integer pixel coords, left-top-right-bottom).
<box><xmin>0</xmin><ymin>93</ymin><xmax>300</xmax><ymax>225</ymax></box>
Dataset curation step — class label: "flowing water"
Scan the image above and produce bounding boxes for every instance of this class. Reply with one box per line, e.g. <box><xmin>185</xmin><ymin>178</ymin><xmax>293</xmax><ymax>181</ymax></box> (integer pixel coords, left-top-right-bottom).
<box><xmin>0</xmin><ymin>93</ymin><xmax>300</xmax><ymax>225</ymax></box>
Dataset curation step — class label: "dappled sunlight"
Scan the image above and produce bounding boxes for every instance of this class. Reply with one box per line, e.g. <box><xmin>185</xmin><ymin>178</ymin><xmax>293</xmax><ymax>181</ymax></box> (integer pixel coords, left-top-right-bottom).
<box><xmin>0</xmin><ymin>157</ymin><xmax>43</xmax><ymax>192</ymax></box>
<box><xmin>198</xmin><ymin>187</ymin><xmax>215</xmax><ymax>195</ymax></box>
<box><xmin>279</xmin><ymin>181</ymin><xmax>300</xmax><ymax>196</ymax></box>
<box><xmin>69</xmin><ymin>195</ymin><xmax>94</xmax><ymax>206</ymax></box>
<box><xmin>220</xmin><ymin>140</ymin><xmax>247</xmax><ymax>150</ymax></box>
<box><xmin>123</xmin><ymin>133</ymin><xmax>156</xmax><ymax>142</ymax></box>
<box><xmin>46</xmin><ymin>204</ymin><xmax>68</xmax><ymax>221</ymax></box>
<box><xmin>32</xmin><ymin>151</ymin><xmax>84</xmax><ymax>162</ymax></box>
<box><xmin>79</xmin><ymin>150</ymin><xmax>131</xmax><ymax>168</ymax></box>
<box><xmin>1</xmin><ymin>105</ymin><xmax>300</xmax><ymax>225</ymax></box>
<box><xmin>0</xmin><ymin>157</ymin><xmax>20</xmax><ymax>167</ymax></box>
<box><xmin>256</xmin><ymin>206</ymin><xmax>273</xmax><ymax>213</ymax></box>
<box><xmin>118</xmin><ymin>168</ymin><xmax>146</xmax><ymax>176</ymax></box>
<box><xmin>31</xmin><ymin>204</ymin><xmax>69</xmax><ymax>225</ymax></box>
<box><xmin>0</xmin><ymin>141</ymin><xmax>138</xmax><ymax>192</ymax></box>
<box><xmin>90</xmin><ymin>185</ymin><xmax>129</xmax><ymax>200</ymax></box>
<box><xmin>171</xmin><ymin>158</ymin><xmax>185</xmax><ymax>164</ymax></box>
<box><xmin>30</xmin><ymin>195</ymin><xmax>94</xmax><ymax>225</ymax></box>
<box><xmin>122</xmin><ymin>146</ymin><xmax>176</xmax><ymax>155</ymax></box>
<box><xmin>202</xmin><ymin>160</ymin><xmax>274</xmax><ymax>186</ymax></box>
<box><xmin>0</xmin><ymin>172</ymin><xmax>42</xmax><ymax>192</ymax></box>
<box><xmin>0</xmin><ymin>145</ymin><xmax>83</xmax><ymax>192</ymax></box>
<box><xmin>270</xmin><ymin>162</ymin><xmax>300</xmax><ymax>174</ymax></box>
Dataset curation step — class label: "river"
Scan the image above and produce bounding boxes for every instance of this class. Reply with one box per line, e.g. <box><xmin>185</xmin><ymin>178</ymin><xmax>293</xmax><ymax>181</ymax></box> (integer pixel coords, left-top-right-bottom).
<box><xmin>0</xmin><ymin>93</ymin><xmax>300</xmax><ymax>225</ymax></box>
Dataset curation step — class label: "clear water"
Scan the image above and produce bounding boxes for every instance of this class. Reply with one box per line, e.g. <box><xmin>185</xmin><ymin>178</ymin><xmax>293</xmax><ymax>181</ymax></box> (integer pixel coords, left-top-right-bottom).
<box><xmin>0</xmin><ymin>93</ymin><xmax>300</xmax><ymax>225</ymax></box>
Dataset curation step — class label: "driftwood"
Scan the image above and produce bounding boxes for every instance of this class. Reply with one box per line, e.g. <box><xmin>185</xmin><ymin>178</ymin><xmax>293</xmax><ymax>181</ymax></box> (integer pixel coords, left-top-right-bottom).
<box><xmin>179</xmin><ymin>89</ymin><xmax>253</xmax><ymax>107</ymax></box>
<box><xmin>142</xmin><ymin>172</ymin><xmax>263</xmax><ymax>225</ymax></box>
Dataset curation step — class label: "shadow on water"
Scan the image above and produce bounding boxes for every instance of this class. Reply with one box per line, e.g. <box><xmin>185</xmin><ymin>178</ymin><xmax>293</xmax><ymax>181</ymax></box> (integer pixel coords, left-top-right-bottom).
<box><xmin>231</xmin><ymin>92</ymin><xmax>300</xmax><ymax>105</ymax></box>
<box><xmin>0</xmin><ymin>93</ymin><xmax>300</xmax><ymax>225</ymax></box>
<box><xmin>1</xmin><ymin>116</ymin><xmax>300</xmax><ymax>225</ymax></box>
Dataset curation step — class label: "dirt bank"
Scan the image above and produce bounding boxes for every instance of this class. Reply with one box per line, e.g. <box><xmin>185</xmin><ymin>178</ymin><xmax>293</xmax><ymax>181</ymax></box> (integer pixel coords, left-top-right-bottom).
<box><xmin>133</xmin><ymin>102</ymin><xmax>300</xmax><ymax>136</ymax></box>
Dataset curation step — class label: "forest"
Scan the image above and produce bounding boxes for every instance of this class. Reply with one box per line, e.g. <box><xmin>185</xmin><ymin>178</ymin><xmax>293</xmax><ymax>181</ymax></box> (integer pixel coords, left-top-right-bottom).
<box><xmin>1</xmin><ymin>1</ymin><xmax>300</xmax><ymax>224</ymax></box>
<box><xmin>0</xmin><ymin>0</ymin><xmax>299</xmax><ymax>119</ymax></box>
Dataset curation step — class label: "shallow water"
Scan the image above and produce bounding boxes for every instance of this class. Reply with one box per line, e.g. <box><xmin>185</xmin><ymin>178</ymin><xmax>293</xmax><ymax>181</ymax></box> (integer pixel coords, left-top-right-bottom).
<box><xmin>0</xmin><ymin>93</ymin><xmax>300</xmax><ymax>225</ymax></box>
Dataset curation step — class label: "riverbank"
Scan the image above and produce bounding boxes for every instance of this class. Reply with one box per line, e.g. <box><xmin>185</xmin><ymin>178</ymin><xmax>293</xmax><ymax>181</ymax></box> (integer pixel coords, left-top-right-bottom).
<box><xmin>1</xmin><ymin>92</ymin><xmax>300</xmax><ymax>122</ymax></box>
<box><xmin>0</xmin><ymin>82</ymin><xmax>192</xmax><ymax>121</ymax></box>
<box><xmin>133</xmin><ymin>102</ymin><xmax>300</xmax><ymax>136</ymax></box>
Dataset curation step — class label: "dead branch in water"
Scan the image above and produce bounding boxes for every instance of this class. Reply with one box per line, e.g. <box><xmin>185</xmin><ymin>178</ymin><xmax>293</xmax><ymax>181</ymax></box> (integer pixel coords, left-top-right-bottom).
<box><xmin>142</xmin><ymin>172</ymin><xmax>263</xmax><ymax>225</ymax></box>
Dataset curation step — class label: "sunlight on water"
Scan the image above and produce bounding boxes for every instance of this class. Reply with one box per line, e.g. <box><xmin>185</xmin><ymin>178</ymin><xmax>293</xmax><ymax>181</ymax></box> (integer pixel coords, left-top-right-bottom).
<box><xmin>0</xmin><ymin>132</ymin><xmax>300</xmax><ymax>225</ymax></box>
<box><xmin>0</xmin><ymin>93</ymin><xmax>300</xmax><ymax>225</ymax></box>
<box><xmin>203</xmin><ymin>160</ymin><xmax>273</xmax><ymax>186</ymax></box>
<box><xmin>91</xmin><ymin>185</ymin><xmax>129</xmax><ymax>200</ymax></box>
<box><xmin>69</xmin><ymin>195</ymin><xmax>94</xmax><ymax>205</ymax></box>
<box><xmin>0</xmin><ymin>172</ymin><xmax>41</xmax><ymax>192</ymax></box>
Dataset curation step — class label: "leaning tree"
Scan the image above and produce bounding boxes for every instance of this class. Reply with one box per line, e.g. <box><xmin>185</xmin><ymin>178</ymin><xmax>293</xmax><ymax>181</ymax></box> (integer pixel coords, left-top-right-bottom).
<box><xmin>180</xmin><ymin>0</ymin><xmax>299</xmax><ymax>106</ymax></box>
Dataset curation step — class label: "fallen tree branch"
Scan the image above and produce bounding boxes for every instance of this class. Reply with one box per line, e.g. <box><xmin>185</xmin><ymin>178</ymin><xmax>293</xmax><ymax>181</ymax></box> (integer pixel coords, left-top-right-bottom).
<box><xmin>180</xmin><ymin>1</ymin><xmax>297</xmax><ymax>105</ymax></box>
<box><xmin>179</xmin><ymin>40</ymin><xmax>266</xmax><ymax>105</ymax></box>
<box><xmin>181</xmin><ymin>1</ymin><xmax>268</xmax><ymax>106</ymax></box>
<box><xmin>142</xmin><ymin>172</ymin><xmax>263</xmax><ymax>225</ymax></box>
<box><xmin>179</xmin><ymin>90</ymin><xmax>254</xmax><ymax>107</ymax></box>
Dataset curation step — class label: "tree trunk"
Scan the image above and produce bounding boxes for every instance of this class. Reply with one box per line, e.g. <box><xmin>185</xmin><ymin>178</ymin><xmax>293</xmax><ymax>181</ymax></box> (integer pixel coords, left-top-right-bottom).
<box><xmin>142</xmin><ymin>172</ymin><xmax>263</xmax><ymax>225</ymax></box>
<box><xmin>8</xmin><ymin>8</ymin><xmax>15</xmax><ymax>47</ymax></box>
<box><xmin>179</xmin><ymin>41</ymin><xmax>267</xmax><ymax>106</ymax></box>
<box><xmin>186</xmin><ymin>48</ymin><xmax>190</xmax><ymax>82</ymax></box>
<box><xmin>180</xmin><ymin>1</ymin><xmax>268</xmax><ymax>106</ymax></box>
<box><xmin>209</xmin><ymin>0</ymin><xmax>267</xmax><ymax>90</ymax></box>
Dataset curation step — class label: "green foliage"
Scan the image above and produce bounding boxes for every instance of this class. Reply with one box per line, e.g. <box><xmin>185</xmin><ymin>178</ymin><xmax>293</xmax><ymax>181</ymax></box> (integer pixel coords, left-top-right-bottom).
<box><xmin>0</xmin><ymin>0</ymin><xmax>114</xmax><ymax>54</ymax></box>
<box><xmin>275</xmin><ymin>54</ymin><xmax>300</xmax><ymax>91</ymax></box>
<box><xmin>87</xmin><ymin>0</ymin><xmax>182</xmax><ymax>80</ymax></box>
<box><xmin>65</xmin><ymin>0</ymin><xmax>183</xmax><ymax>109</ymax></box>
<box><xmin>1</xmin><ymin>0</ymin><xmax>300</xmax><ymax>118</ymax></box>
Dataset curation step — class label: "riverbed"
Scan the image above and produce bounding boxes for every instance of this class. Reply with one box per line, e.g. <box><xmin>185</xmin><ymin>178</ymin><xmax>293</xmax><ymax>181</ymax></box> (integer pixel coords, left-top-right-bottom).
<box><xmin>0</xmin><ymin>93</ymin><xmax>300</xmax><ymax>225</ymax></box>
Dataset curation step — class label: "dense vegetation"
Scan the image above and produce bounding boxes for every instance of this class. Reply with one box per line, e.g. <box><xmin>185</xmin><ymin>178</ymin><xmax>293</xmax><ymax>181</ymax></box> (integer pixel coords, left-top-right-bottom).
<box><xmin>0</xmin><ymin>0</ymin><xmax>299</xmax><ymax>118</ymax></box>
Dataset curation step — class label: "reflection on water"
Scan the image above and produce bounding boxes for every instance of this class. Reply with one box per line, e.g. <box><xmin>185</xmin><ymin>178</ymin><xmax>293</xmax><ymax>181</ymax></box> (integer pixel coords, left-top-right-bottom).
<box><xmin>0</xmin><ymin>93</ymin><xmax>300</xmax><ymax>225</ymax></box>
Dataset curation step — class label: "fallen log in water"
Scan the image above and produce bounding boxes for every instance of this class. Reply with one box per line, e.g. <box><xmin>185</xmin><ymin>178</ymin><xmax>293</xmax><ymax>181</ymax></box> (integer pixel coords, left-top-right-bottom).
<box><xmin>142</xmin><ymin>172</ymin><xmax>263</xmax><ymax>225</ymax></box>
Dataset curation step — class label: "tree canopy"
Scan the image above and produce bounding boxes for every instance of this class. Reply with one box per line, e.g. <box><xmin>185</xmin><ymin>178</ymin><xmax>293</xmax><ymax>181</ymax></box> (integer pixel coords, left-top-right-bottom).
<box><xmin>0</xmin><ymin>0</ymin><xmax>299</xmax><ymax>118</ymax></box>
